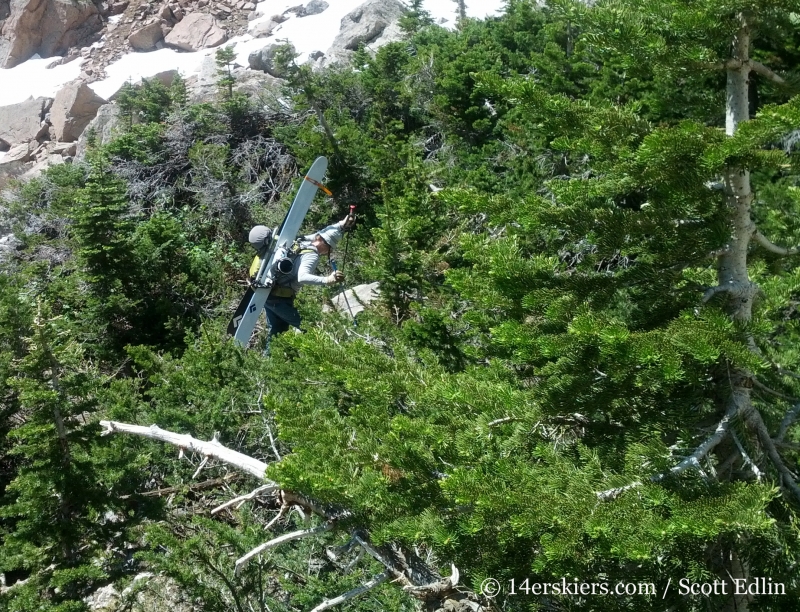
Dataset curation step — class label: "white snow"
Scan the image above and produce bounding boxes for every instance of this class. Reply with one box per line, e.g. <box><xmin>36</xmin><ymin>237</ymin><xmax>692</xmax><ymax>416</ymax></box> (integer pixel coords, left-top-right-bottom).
<box><xmin>248</xmin><ymin>0</ymin><xmax>505</xmax><ymax>60</ymax></box>
<box><xmin>0</xmin><ymin>56</ymin><xmax>82</xmax><ymax>106</ymax></box>
<box><xmin>0</xmin><ymin>151</ymin><xmax>6</xmax><ymax>162</ymax></box>
<box><xmin>0</xmin><ymin>0</ymin><xmax>506</xmax><ymax>108</ymax></box>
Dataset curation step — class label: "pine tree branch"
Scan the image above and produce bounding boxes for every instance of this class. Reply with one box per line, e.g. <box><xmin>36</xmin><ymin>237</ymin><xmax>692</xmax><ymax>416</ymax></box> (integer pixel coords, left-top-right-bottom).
<box><xmin>777</xmin><ymin>367</ymin><xmax>800</xmax><ymax>381</ymax></box>
<box><xmin>597</xmin><ymin>403</ymin><xmax>737</xmax><ymax>501</ymax></box>
<box><xmin>120</xmin><ymin>474</ymin><xmax>242</xmax><ymax>500</ymax></box>
<box><xmin>705</xmin><ymin>60</ymin><xmax>784</xmax><ymax>84</ymax></box>
<box><xmin>748</xmin><ymin>409</ymin><xmax>800</xmax><ymax>504</ymax></box>
<box><xmin>750</xmin><ymin>61</ymin><xmax>785</xmax><ymax>84</ymax></box>
<box><xmin>235</xmin><ymin>524</ymin><xmax>332</xmax><ymax>575</ymax></box>
<box><xmin>309</xmin><ymin>573</ymin><xmax>389</xmax><ymax>612</ymax></box>
<box><xmin>730</xmin><ymin>429</ymin><xmax>763</xmax><ymax>481</ymax></box>
<box><xmin>352</xmin><ymin>533</ymin><xmax>413</xmax><ymax>587</ymax></box>
<box><xmin>404</xmin><ymin>564</ymin><xmax>461</xmax><ymax>598</ymax></box>
<box><xmin>752</xmin><ymin>378</ymin><xmax>799</xmax><ymax>402</ymax></box>
<box><xmin>97</xmin><ymin>422</ymin><xmax>495</xmax><ymax>611</ymax></box>
<box><xmin>752</xmin><ymin>231</ymin><xmax>800</xmax><ymax>256</ymax></box>
<box><xmin>702</xmin><ymin>284</ymin><xmax>733</xmax><ymax>303</ymax></box>
<box><xmin>777</xmin><ymin>404</ymin><xmax>800</xmax><ymax>442</ymax></box>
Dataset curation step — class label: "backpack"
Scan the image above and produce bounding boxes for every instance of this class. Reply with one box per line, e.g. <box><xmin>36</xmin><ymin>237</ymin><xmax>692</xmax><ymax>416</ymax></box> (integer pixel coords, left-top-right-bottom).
<box><xmin>272</xmin><ymin>241</ymin><xmax>315</xmax><ymax>287</ymax></box>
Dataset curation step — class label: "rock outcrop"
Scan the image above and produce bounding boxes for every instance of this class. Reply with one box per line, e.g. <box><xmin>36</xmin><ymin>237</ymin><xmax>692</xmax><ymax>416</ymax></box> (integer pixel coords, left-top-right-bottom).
<box><xmin>0</xmin><ymin>96</ymin><xmax>52</xmax><ymax>148</ymax></box>
<box><xmin>164</xmin><ymin>13</ymin><xmax>226</xmax><ymax>51</ymax></box>
<box><xmin>0</xmin><ymin>0</ymin><xmax>103</xmax><ymax>68</ymax></box>
<box><xmin>299</xmin><ymin>0</ymin><xmax>329</xmax><ymax>16</ymax></box>
<box><xmin>326</xmin><ymin>282</ymin><xmax>381</xmax><ymax>318</ymax></box>
<box><xmin>250</xmin><ymin>18</ymin><xmax>278</xmax><ymax>38</ymax></box>
<box><xmin>248</xmin><ymin>42</ymin><xmax>295</xmax><ymax>78</ymax></box>
<box><xmin>128</xmin><ymin>21</ymin><xmax>165</xmax><ymax>51</ymax></box>
<box><xmin>75</xmin><ymin>103</ymin><xmax>121</xmax><ymax>158</ymax></box>
<box><xmin>0</xmin><ymin>142</ymin><xmax>32</xmax><ymax>177</ymax></box>
<box><xmin>50</xmin><ymin>81</ymin><xmax>106</xmax><ymax>142</ymax></box>
<box><xmin>333</xmin><ymin>0</ymin><xmax>406</xmax><ymax>51</ymax></box>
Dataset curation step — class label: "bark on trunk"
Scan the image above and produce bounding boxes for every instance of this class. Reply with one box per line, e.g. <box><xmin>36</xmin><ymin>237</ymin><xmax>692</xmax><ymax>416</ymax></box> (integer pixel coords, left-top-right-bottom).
<box><xmin>717</xmin><ymin>16</ymin><xmax>754</xmax><ymax>612</ymax></box>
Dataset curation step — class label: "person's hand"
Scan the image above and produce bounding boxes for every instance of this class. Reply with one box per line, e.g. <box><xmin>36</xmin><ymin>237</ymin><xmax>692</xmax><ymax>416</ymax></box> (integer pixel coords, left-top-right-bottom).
<box><xmin>326</xmin><ymin>271</ymin><xmax>345</xmax><ymax>285</ymax></box>
<box><xmin>342</xmin><ymin>213</ymin><xmax>356</xmax><ymax>229</ymax></box>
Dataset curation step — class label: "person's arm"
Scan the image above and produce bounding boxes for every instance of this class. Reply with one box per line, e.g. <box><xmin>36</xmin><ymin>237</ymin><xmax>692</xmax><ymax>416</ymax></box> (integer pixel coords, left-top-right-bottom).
<box><xmin>295</xmin><ymin>251</ymin><xmax>339</xmax><ymax>286</ymax></box>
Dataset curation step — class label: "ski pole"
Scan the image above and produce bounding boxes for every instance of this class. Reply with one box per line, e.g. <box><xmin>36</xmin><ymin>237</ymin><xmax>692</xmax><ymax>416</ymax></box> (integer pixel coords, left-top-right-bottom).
<box><xmin>330</xmin><ymin>260</ymin><xmax>357</xmax><ymax>326</ymax></box>
<box><xmin>341</xmin><ymin>205</ymin><xmax>356</xmax><ymax>273</ymax></box>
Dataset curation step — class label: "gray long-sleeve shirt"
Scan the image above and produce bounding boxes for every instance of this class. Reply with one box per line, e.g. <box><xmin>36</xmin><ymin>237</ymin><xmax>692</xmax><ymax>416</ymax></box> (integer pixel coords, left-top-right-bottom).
<box><xmin>286</xmin><ymin>219</ymin><xmax>347</xmax><ymax>292</ymax></box>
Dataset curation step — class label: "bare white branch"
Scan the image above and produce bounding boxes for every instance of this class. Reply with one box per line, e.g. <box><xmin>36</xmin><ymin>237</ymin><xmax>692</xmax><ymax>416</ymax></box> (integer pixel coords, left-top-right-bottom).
<box><xmin>750</xmin><ymin>61</ymin><xmax>785</xmax><ymax>84</ymax></box>
<box><xmin>235</xmin><ymin>524</ymin><xmax>331</xmax><ymax>575</ymax></box>
<box><xmin>748</xmin><ymin>410</ymin><xmax>800</xmax><ymax>504</ymax></box>
<box><xmin>309</xmin><ymin>573</ymin><xmax>389</xmax><ymax>612</ymax></box>
<box><xmin>211</xmin><ymin>484</ymin><xmax>277</xmax><ymax>515</ymax></box>
<box><xmin>262</xmin><ymin>503</ymin><xmax>289</xmax><ymax>531</ymax></box>
<box><xmin>597</xmin><ymin>403</ymin><xmax>737</xmax><ymax>501</ymax></box>
<box><xmin>595</xmin><ymin>481</ymin><xmax>644</xmax><ymax>502</ymax></box>
<box><xmin>752</xmin><ymin>231</ymin><xmax>800</xmax><ymax>256</ymax></box>
<box><xmin>265</xmin><ymin>420</ymin><xmax>281</xmax><ymax>461</ymax></box>
<box><xmin>100</xmin><ymin>421</ymin><xmax>274</xmax><ymax>482</ymax></box>
<box><xmin>192</xmin><ymin>456</ymin><xmax>209</xmax><ymax>480</ymax></box>
<box><xmin>731</xmin><ymin>430</ymin><xmax>763</xmax><ymax>481</ymax></box>
<box><xmin>754</xmin><ymin>231</ymin><xmax>797</xmax><ymax>255</ymax></box>
<box><xmin>352</xmin><ymin>534</ymin><xmax>410</xmax><ymax>586</ymax></box>
<box><xmin>487</xmin><ymin>416</ymin><xmax>518</xmax><ymax>427</ymax></box>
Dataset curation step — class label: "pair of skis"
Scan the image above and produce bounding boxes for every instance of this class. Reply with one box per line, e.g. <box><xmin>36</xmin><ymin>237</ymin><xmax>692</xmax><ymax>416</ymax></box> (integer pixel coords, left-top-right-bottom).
<box><xmin>227</xmin><ymin>156</ymin><xmax>328</xmax><ymax>347</ymax></box>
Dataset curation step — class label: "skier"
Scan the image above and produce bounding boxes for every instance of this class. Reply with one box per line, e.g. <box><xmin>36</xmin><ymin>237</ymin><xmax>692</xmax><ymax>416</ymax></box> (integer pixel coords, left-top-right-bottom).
<box><xmin>247</xmin><ymin>212</ymin><xmax>355</xmax><ymax>344</ymax></box>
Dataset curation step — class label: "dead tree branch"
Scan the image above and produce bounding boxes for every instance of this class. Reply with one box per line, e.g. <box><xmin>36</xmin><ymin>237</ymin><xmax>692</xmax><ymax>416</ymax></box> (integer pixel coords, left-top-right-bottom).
<box><xmin>211</xmin><ymin>484</ymin><xmax>277</xmax><ymax>515</ymax></box>
<box><xmin>309</xmin><ymin>573</ymin><xmax>389</xmax><ymax>612</ymax></box>
<box><xmin>597</xmin><ymin>402</ymin><xmax>737</xmax><ymax>500</ymax></box>
<box><xmin>99</xmin><ymin>421</ymin><xmax>274</xmax><ymax>482</ymax></box>
<box><xmin>235</xmin><ymin>525</ymin><xmax>332</xmax><ymax>574</ymax></box>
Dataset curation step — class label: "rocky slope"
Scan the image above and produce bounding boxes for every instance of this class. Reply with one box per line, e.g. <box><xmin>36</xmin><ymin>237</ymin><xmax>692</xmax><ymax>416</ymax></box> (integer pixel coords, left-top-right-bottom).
<box><xmin>0</xmin><ymin>0</ymin><xmax>502</xmax><ymax>186</ymax></box>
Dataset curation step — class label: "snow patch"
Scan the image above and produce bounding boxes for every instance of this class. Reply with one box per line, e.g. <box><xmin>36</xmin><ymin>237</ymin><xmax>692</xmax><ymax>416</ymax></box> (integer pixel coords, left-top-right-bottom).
<box><xmin>0</xmin><ymin>0</ymin><xmax>507</xmax><ymax>109</ymax></box>
<box><xmin>0</xmin><ymin>57</ymin><xmax>82</xmax><ymax>106</ymax></box>
<box><xmin>248</xmin><ymin>0</ymin><xmax>506</xmax><ymax>59</ymax></box>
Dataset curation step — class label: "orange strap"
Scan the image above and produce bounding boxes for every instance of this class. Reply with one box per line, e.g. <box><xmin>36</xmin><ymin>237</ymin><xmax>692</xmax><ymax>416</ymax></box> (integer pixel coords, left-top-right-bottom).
<box><xmin>305</xmin><ymin>175</ymin><xmax>332</xmax><ymax>196</ymax></box>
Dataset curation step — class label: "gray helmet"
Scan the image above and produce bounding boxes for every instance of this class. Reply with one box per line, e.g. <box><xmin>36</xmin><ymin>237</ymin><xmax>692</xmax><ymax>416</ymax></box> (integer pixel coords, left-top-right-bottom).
<box><xmin>249</xmin><ymin>225</ymin><xmax>272</xmax><ymax>252</ymax></box>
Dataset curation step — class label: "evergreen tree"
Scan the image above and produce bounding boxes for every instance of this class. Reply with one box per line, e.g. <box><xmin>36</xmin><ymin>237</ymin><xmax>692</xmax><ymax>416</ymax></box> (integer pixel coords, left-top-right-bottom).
<box><xmin>0</xmin><ymin>303</ymin><xmax>108</xmax><ymax>611</ymax></box>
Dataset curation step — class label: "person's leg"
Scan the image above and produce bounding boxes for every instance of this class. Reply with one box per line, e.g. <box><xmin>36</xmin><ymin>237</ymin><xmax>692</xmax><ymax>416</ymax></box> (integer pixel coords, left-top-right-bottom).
<box><xmin>264</xmin><ymin>301</ymin><xmax>292</xmax><ymax>338</ymax></box>
<box><xmin>263</xmin><ymin>297</ymin><xmax>301</xmax><ymax>355</ymax></box>
<box><xmin>268</xmin><ymin>297</ymin><xmax>301</xmax><ymax>332</ymax></box>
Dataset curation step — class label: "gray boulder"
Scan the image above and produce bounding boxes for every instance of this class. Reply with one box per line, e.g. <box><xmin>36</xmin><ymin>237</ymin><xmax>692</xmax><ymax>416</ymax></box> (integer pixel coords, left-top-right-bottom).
<box><xmin>302</xmin><ymin>0</ymin><xmax>328</xmax><ymax>16</ymax></box>
<box><xmin>50</xmin><ymin>82</ymin><xmax>106</xmax><ymax>142</ymax></box>
<box><xmin>326</xmin><ymin>282</ymin><xmax>381</xmax><ymax>318</ymax></box>
<box><xmin>250</xmin><ymin>19</ymin><xmax>278</xmax><ymax>38</ymax></box>
<box><xmin>0</xmin><ymin>0</ymin><xmax>103</xmax><ymax>68</ymax></box>
<box><xmin>76</xmin><ymin>103</ymin><xmax>121</xmax><ymax>158</ymax></box>
<box><xmin>21</xmin><ymin>154</ymin><xmax>64</xmax><ymax>180</ymax></box>
<box><xmin>248</xmin><ymin>43</ymin><xmax>295</xmax><ymax>78</ymax></box>
<box><xmin>0</xmin><ymin>142</ymin><xmax>33</xmax><ymax>181</ymax></box>
<box><xmin>128</xmin><ymin>21</ymin><xmax>165</xmax><ymax>51</ymax></box>
<box><xmin>164</xmin><ymin>13</ymin><xmax>226</xmax><ymax>51</ymax></box>
<box><xmin>0</xmin><ymin>97</ymin><xmax>52</xmax><ymax>148</ymax></box>
<box><xmin>333</xmin><ymin>0</ymin><xmax>406</xmax><ymax>51</ymax></box>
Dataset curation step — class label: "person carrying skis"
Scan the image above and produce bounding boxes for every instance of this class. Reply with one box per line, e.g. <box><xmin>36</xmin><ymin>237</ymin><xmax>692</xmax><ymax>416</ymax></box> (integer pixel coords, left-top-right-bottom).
<box><xmin>247</xmin><ymin>212</ymin><xmax>355</xmax><ymax>342</ymax></box>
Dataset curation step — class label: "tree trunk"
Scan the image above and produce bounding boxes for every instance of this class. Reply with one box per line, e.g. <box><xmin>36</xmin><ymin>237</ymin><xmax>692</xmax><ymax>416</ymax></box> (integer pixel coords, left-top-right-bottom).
<box><xmin>717</xmin><ymin>16</ymin><xmax>754</xmax><ymax>612</ymax></box>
